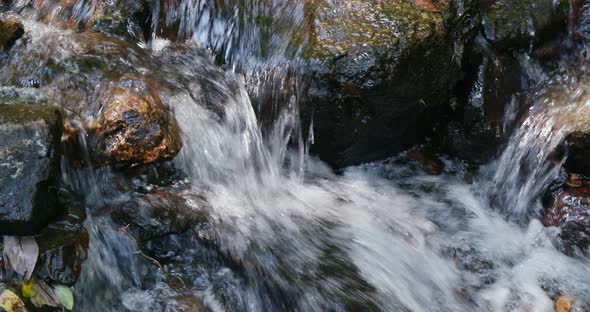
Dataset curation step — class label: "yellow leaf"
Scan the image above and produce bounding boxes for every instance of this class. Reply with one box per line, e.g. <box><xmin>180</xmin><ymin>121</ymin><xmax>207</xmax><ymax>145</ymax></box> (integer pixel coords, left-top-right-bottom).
<box><xmin>0</xmin><ymin>289</ymin><xmax>27</xmax><ymax>312</ymax></box>
<box><xmin>21</xmin><ymin>280</ymin><xmax>36</xmax><ymax>299</ymax></box>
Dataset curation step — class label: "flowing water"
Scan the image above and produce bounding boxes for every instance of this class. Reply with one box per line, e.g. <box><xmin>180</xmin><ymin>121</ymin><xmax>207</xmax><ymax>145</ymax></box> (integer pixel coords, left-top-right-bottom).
<box><xmin>2</xmin><ymin>1</ymin><xmax>590</xmax><ymax>311</ymax></box>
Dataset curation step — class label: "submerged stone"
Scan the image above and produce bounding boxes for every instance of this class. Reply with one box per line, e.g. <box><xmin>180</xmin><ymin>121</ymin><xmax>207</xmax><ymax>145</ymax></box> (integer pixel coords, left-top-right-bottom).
<box><xmin>0</xmin><ymin>104</ymin><xmax>62</xmax><ymax>235</ymax></box>
<box><xmin>109</xmin><ymin>189</ymin><xmax>208</xmax><ymax>241</ymax></box>
<box><xmin>34</xmin><ymin>195</ymin><xmax>88</xmax><ymax>286</ymax></box>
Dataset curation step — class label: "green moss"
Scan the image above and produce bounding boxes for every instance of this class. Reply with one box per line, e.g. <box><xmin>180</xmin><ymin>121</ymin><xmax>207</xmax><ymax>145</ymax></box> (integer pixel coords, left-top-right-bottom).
<box><xmin>0</xmin><ymin>104</ymin><xmax>60</xmax><ymax>125</ymax></box>
<box><xmin>304</xmin><ymin>0</ymin><xmax>447</xmax><ymax>59</ymax></box>
<box><xmin>484</xmin><ymin>0</ymin><xmax>563</xmax><ymax>48</ymax></box>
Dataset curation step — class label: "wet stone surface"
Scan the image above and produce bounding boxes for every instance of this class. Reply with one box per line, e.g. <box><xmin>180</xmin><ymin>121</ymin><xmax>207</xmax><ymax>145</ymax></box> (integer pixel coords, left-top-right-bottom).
<box><xmin>108</xmin><ymin>189</ymin><xmax>208</xmax><ymax>241</ymax></box>
<box><xmin>482</xmin><ymin>0</ymin><xmax>567</xmax><ymax>49</ymax></box>
<box><xmin>87</xmin><ymin>75</ymin><xmax>182</xmax><ymax>166</ymax></box>
<box><xmin>301</xmin><ymin>0</ymin><xmax>458</xmax><ymax>167</ymax></box>
<box><xmin>0</xmin><ymin>104</ymin><xmax>62</xmax><ymax>235</ymax></box>
<box><xmin>544</xmin><ymin>174</ymin><xmax>590</xmax><ymax>257</ymax></box>
<box><xmin>34</xmin><ymin>195</ymin><xmax>89</xmax><ymax>286</ymax></box>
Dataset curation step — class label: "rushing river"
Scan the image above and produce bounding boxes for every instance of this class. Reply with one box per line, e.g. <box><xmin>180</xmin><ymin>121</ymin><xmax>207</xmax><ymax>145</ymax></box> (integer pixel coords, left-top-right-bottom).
<box><xmin>2</xmin><ymin>0</ymin><xmax>590</xmax><ymax>311</ymax></box>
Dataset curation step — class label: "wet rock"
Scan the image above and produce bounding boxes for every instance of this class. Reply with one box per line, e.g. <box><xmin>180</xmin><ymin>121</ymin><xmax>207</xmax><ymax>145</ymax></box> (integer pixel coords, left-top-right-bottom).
<box><xmin>0</xmin><ymin>18</ymin><xmax>24</xmax><ymax>50</ymax></box>
<box><xmin>109</xmin><ymin>189</ymin><xmax>208</xmax><ymax>241</ymax></box>
<box><xmin>571</xmin><ymin>0</ymin><xmax>590</xmax><ymax>42</ymax></box>
<box><xmin>556</xmin><ymin>221</ymin><xmax>590</xmax><ymax>257</ymax></box>
<box><xmin>86</xmin><ymin>76</ymin><xmax>182</xmax><ymax>166</ymax></box>
<box><xmin>89</xmin><ymin>0</ymin><xmax>151</xmax><ymax>41</ymax></box>
<box><xmin>439</xmin><ymin>52</ymin><xmax>522</xmax><ymax>164</ymax></box>
<box><xmin>33</xmin><ymin>0</ymin><xmax>150</xmax><ymax>41</ymax></box>
<box><xmin>34</xmin><ymin>195</ymin><xmax>88</xmax><ymax>286</ymax></box>
<box><xmin>302</xmin><ymin>0</ymin><xmax>459</xmax><ymax>167</ymax></box>
<box><xmin>0</xmin><ymin>87</ymin><xmax>48</xmax><ymax>105</ymax></box>
<box><xmin>482</xmin><ymin>0</ymin><xmax>567</xmax><ymax>49</ymax></box>
<box><xmin>543</xmin><ymin>183</ymin><xmax>590</xmax><ymax>228</ymax></box>
<box><xmin>397</xmin><ymin>147</ymin><xmax>445</xmax><ymax>175</ymax></box>
<box><xmin>0</xmin><ymin>26</ymin><xmax>182</xmax><ymax>167</ymax></box>
<box><xmin>543</xmin><ymin>175</ymin><xmax>590</xmax><ymax>256</ymax></box>
<box><xmin>564</xmin><ymin>131</ymin><xmax>590</xmax><ymax>177</ymax></box>
<box><xmin>0</xmin><ymin>104</ymin><xmax>63</xmax><ymax>235</ymax></box>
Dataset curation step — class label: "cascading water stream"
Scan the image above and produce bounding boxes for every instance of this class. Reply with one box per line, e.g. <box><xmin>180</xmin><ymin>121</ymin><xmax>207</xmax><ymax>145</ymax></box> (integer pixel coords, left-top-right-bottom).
<box><xmin>3</xmin><ymin>1</ymin><xmax>590</xmax><ymax>311</ymax></box>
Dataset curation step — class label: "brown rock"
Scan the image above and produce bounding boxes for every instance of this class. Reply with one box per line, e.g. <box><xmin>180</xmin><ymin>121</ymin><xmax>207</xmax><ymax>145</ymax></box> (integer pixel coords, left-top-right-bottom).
<box><xmin>87</xmin><ymin>75</ymin><xmax>182</xmax><ymax>165</ymax></box>
<box><xmin>543</xmin><ymin>183</ymin><xmax>590</xmax><ymax>227</ymax></box>
<box><xmin>543</xmin><ymin>175</ymin><xmax>590</xmax><ymax>256</ymax></box>
<box><xmin>0</xmin><ymin>19</ymin><xmax>24</xmax><ymax>50</ymax></box>
<box><xmin>403</xmin><ymin>148</ymin><xmax>445</xmax><ymax>175</ymax></box>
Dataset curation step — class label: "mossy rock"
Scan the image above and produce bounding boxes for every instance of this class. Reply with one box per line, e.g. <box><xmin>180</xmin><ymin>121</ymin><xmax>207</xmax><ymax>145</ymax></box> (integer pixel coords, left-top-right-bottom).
<box><xmin>301</xmin><ymin>0</ymin><xmax>459</xmax><ymax>167</ymax></box>
<box><xmin>482</xmin><ymin>0</ymin><xmax>567</xmax><ymax>49</ymax></box>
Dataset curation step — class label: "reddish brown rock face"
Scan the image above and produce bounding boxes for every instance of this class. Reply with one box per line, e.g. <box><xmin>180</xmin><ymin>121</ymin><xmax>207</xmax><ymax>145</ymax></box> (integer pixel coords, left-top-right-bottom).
<box><xmin>88</xmin><ymin>76</ymin><xmax>182</xmax><ymax>165</ymax></box>
<box><xmin>543</xmin><ymin>174</ymin><xmax>590</xmax><ymax>255</ymax></box>
<box><xmin>543</xmin><ymin>185</ymin><xmax>590</xmax><ymax>227</ymax></box>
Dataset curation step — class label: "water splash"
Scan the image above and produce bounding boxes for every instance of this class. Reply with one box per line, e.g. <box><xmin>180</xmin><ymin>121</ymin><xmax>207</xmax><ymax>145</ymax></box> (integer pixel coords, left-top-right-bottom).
<box><xmin>490</xmin><ymin>65</ymin><xmax>590</xmax><ymax>221</ymax></box>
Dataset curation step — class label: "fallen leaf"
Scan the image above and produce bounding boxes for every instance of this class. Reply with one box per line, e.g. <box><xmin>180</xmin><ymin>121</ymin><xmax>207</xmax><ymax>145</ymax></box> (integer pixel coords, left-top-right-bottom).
<box><xmin>556</xmin><ymin>296</ymin><xmax>573</xmax><ymax>312</ymax></box>
<box><xmin>0</xmin><ymin>289</ymin><xmax>27</xmax><ymax>312</ymax></box>
<box><xmin>20</xmin><ymin>280</ymin><xmax>36</xmax><ymax>299</ymax></box>
<box><xmin>54</xmin><ymin>285</ymin><xmax>74</xmax><ymax>310</ymax></box>
<box><xmin>3</xmin><ymin>236</ymin><xmax>39</xmax><ymax>280</ymax></box>
<box><xmin>29</xmin><ymin>280</ymin><xmax>60</xmax><ymax>308</ymax></box>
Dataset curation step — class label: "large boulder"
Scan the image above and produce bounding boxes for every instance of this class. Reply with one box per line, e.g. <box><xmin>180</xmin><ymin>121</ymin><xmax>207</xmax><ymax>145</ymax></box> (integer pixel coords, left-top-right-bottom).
<box><xmin>301</xmin><ymin>0</ymin><xmax>459</xmax><ymax>166</ymax></box>
<box><xmin>0</xmin><ymin>104</ymin><xmax>63</xmax><ymax>235</ymax></box>
<box><xmin>435</xmin><ymin>0</ymin><xmax>568</xmax><ymax>164</ymax></box>
<box><xmin>0</xmin><ymin>26</ymin><xmax>183</xmax><ymax>167</ymax></box>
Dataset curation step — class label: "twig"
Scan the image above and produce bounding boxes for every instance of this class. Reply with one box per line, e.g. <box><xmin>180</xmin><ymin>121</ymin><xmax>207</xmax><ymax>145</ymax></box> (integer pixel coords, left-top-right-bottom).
<box><xmin>116</xmin><ymin>224</ymin><xmax>186</xmax><ymax>288</ymax></box>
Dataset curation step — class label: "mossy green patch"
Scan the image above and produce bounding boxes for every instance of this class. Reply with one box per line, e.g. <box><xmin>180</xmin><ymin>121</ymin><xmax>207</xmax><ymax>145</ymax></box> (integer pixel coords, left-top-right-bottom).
<box><xmin>0</xmin><ymin>104</ymin><xmax>60</xmax><ymax>125</ymax></box>
<box><xmin>484</xmin><ymin>0</ymin><xmax>564</xmax><ymax>48</ymax></box>
<box><xmin>305</xmin><ymin>0</ymin><xmax>447</xmax><ymax>59</ymax></box>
